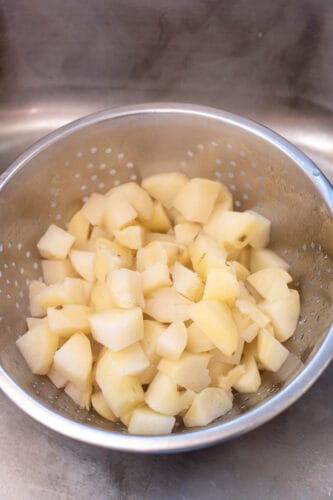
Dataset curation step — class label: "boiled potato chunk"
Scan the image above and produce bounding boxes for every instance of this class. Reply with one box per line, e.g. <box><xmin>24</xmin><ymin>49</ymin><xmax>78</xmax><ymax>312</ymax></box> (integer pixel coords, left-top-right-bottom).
<box><xmin>94</xmin><ymin>238</ymin><xmax>133</xmax><ymax>281</ymax></box>
<box><xmin>141</xmin><ymin>262</ymin><xmax>171</xmax><ymax>295</ymax></box>
<box><xmin>109</xmin><ymin>182</ymin><xmax>154</xmax><ymax>221</ymax></box>
<box><xmin>26</xmin><ymin>317</ymin><xmax>48</xmax><ymax>329</ymax></box>
<box><xmin>247</xmin><ymin>267</ymin><xmax>292</xmax><ymax>301</ymax></box>
<box><xmin>89</xmin><ymin>281</ymin><xmax>115</xmax><ymax>311</ymax></box>
<box><xmin>16</xmin><ymin>324</ymin><xmax>58</xmax><ymax>375</ymax></box>
<box><xmin>136</xmin><ymin>243</ymin><xmax>168</xmax><ymax>271</ymax></box>
<box><xmin>89</xmin><ymin>307</ymin><xmax>144</xmax><ymax>351</ymax></box>
<box><xmin>189</xmin><ymin>233</ymin><xmax>227</xmax><ymax>281</ymax></box>
<box><xmin>232</xmin><ymin>308</ymin><xmax>259</xmax><ymax>343</ymax></box>
<box><xmin>64</xmin><ymin>381</ymin><xmax>92</xmax><ymax>410</ymax></box>
<box><xmin>173</xmin><ymin>178</ymin><xmax>221</xmax><ymax>223</ymax></box>
<box><xmin>145</xmin><ymin>201</ymin><xmax>171</xmax><ymax>232</ymax></box>
<box><xmin>227</xmin><ymin>261</ymin><xmax>250</xmax><ymax>281</ymax></box>
<box><xmin>91</xmin><ymin>391</ymin><xmax>117</xmax><ymax>421</ymax></box>
<box><xmin>142</xmin><ymin>172</ymin><xmax>188</xmax><ymax>209</ymax></box>
<box><xmin>203</xmin><ymin>267</ymin><xmax>239</xmax><ymax>306</ymax></box>
<box><xmin>37</xmin><ymin>278</ymin><xmax>91</xmax><ymax>308</ymax></box>
<box><xmin>128</xmin><ymin>406</ymin><xmax>175</xmax><ymax>435</ymax></box>
<box><xmin>250</xmin><ymin>248</ymin><xmax>289</xmax><ymax>273</ymax></box>
<box><xmin>233</xmin><ymin>356</ymin><xmax>261</xmax><ymax>393</ymax></box>
<box><xmin>217</xmin><ymin>365</ymin><xmax>245</xmax><ymax>391</ymax></box>
<box><xmin>113</xmin><ymin>225</ymin><xmax>146</xmax><ymax>250</ymax></box>
<box><xmin>259</xmin><ymin>289</ymin><xmax>300</xmax><ymax>342</ymax></box>
<box><xmin>186</xmin><ymin>322</ymin><xmax>215</xmax><ymax>353</ymax></box>
<box><xmin>158</xmin><ymin>352</ymin><xmax>211</xmax><ymax>392</ymax></box>
<box><xmin>99</xmin><ymin>344</ymin><xmax>149</xmax><ymax>376</ymax></box>
<box><xmin>189</xmin><ymin>300</ymin><xmax>239</xmax><ymax>357</ymax></box>
<box><xmin>171</xmin><ymin>262</ymin><xmax>204</xmax><ymax>301</ymax></box>
<box><xmin>47</xmin><ymin>365</ymin><xmax>68</xmax><ymax>388</ymax></box>
<box><xmin>53</xmin><ymin>333</ymin><xmax>92</xmax><ymax>388</ymax></box>
<box><xmin>245</xmin><ymin>210</ymin><xmax>271</xmax><ymax>248</ymax></box>
<box><xmin>106</xmin><ymin>269</ymin><xmax>144</xmax><ymax>309</ymax></box>
<box><xmin>257</xmin><ymin>329</ymin><xmax>289</xmax><ymax>371</ymax></box>
<box><xmin>81</xmin><ymin>193</ymin><xmax>107</xmax><ymax>226</ymax></box>
<box><xmin>47</xmin><ymin>304</ymin><xmax>92</xmax><ymax>337</ymax></box>
<box><xmin>174</xmin><ymin>222</ymin><xmax>201</xmax><ymax>245</ymax></box>
<box><xmin>144</xmin><ymin>287</ymin><xmax>192</xmax><ymax>323</ymax></box>
<box><xmin>156</xmin><ymin>321</ymin><xmax>187</xmax><ymax>360</ymax></box>
<box><xmin>70</xmin><ymin>250</ymin><xmax>95</xmax><ymax>282</ymax></box>
<box><xmin>29</xmin><ymin>280</ymin><xmax>47</xmax><ymax>317</ymax></box>
<box><xmin>141</xmin><ymin>320</ymin><xmax>166</xmax><ymax>364</ymax></box>
<box><xmin>104</xmin><ymin>193</ymin><xmax>137</xmax><ymax>234</ymax></box>
<box><xmin>37</xmin><ymin>224</ymin><xmax>75</xmax><ymax>260</ymax></box>
<box><xmin>68</xmin><ymin>210</ymin><xmax>90</xmax><ymax>248</ymax></box>
<box><xmin>183</xmin><ymin>387</ymin><xmax>233</xmax><ymax>427</ymax></box>
<box><xmin>41</xmin><ymin>259</ymin><xmax>77</xmax><ymax>285</ymax></box>
<box><xmin>205</xmin><ymin>211</ymin><xmax>259</xmax><ymax>249</ymax></box>
<box><xmin>145</xmin><ymin>372</ymin><xmax>184</xmax><ymax>415</ymax></box>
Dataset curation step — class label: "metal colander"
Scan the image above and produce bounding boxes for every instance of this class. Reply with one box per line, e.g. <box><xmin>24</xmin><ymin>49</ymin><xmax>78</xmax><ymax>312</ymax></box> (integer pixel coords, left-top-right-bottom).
<box><xmin>0</xmin><ymin>103</ymin><xmax>332</xmax><ymax>453</ymax></box>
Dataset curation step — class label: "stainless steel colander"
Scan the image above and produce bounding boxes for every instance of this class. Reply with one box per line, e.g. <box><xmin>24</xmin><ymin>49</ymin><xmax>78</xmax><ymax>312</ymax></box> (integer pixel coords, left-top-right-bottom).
<box><xmin>0</xmin><ymin>103</ymin><xmax>332</xmax><ymax>453</ymax></box>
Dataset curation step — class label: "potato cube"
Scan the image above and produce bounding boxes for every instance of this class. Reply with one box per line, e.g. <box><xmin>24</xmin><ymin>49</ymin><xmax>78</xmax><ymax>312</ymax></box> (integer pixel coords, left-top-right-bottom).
<box><xmin>142</xmin><ymin>172</ymin><xmax>188</xmax><ymax>209</ymax></box>
<box><xmin>203</xmin><ymin>267</ymin><xmax>239</xmax><ymax>306</ymax></box>
<box><xmin>136</xmin><ymin>244</ymin><xmax>168</xmax><ymax>271</ymax></box>
<box><xmin>186</xmin><ymin>322</ymin><xmax>215</xmax><ymax>352</ymax></box>
<box><xmin>64</xmin><ymin>381</ymin><xmax>92</xmax><ymax>410</ymax></box>
<box><xmin>173</xmin><ymin>178</ymin><xmax>221</xmax><ymax>223</ymax></box>
<box><xmin>89</xmin><ymin>226</ymin><xmax>108</xmax><ymax>243</ymax></box>
<box><xmin>99</xmin><ymin>344</ymin><xmax>149</xmax><ymax>376</ymax></box>
<box><xmin>68</xmin><ymin>210</ymin><xmax>90</xmax><ymax>248</ymax></box>
<box><xmin>205</xmin><ymin>211</ymin><xmax>259</xmax><ymax>249</ymax></box>
<box><xmin>29</xmin><ymin>280</ymin><xmax>47</xmax><ymax>317</ymax></box>
<box><xmin>144</xmin><ymin>287</ymin><xmax>192</xmax><ymax>323</ymax></box>
<box><xmin>141</xmin><ymin>320</ymin><xmax>166</xmax><ymax>364</ymax></box>
<box><xmin>145</xmin><ymin>372</ymin><xmax>183</xmax><ymax>415</ymax></box>
<box><xmin>257</xmin><ymin>329</ymin><xmax>289</xmax><ymax>372</ymax></box>
<box><xmin>81</xmin><ymin>193</ymin><xmax>107</xmax><ymax>226</ymax></box>
<box><xmin>144</xmin><ymin>241</ymin><xmax>189</xmax><ymax>267</ymax></box>
<box><xmin>37</xmin><ymin>278</ymin><xmax>91</xmax><ymax>308</ymax></box>
<box><xmin>189</xmin><ymin>233</ymin><xmax>227</xmax><ymax>281</ymax></box>
<box><xmin>106</xmin><ymin>269</ymin><xmax>144</xmax><ymax>309</ymax></box>
<box><xmin>209</xmin><ymin>334</ymin><xmax>244</xmax><ymax>366</ymax></box>
<box><xmin>247</xmin><ymin>267</ymin><xmax>292</xmax><ymax>302</ymax></box>
<box><xmin>47</xmin><ymin>304</ymin><xmax>92</xmax><ymax>337</ymax></box>
<box><xmin>91</xmin><ymin>391</ymin><xmax>117</xmax><ymax>421</ymax></box>
<box><xmin>70</xmin><ymin>250</ymin><xmax>95</xmax><ymax>282</ymax></box>
<box><xmin>171</xmin><ymin>262</ymin><xmax>204</xmax><ymax>302</ymax></box>
<box><xmin>227</xmin><ymin>261</ymin><xmax>250</xmax><ymax>281</ymax></box>
<box><xmin>16</xmin><ymin>324</ymin><xmax>58</xmax><ymax>375</ymax></box>
<box><xmin>37</xmin><ymin>224</ymin><xmax>75</xmax><ymax>260</ymax></box>
<box><xmin>41</xmin><ymin>259</ymin><xmax>77</xmax><ymax>285</ymax></box>
<box><xmin>144</xmin><ymin>201</ymin><xmax>171</xmax><ymax>232</ymax></box>
<box><xmin>47</xmin><ymin>365</ymin><xmax>68</xmax><ymax>388</ymax></box>
<box><xmin>232</xmin><ymin>308</ymin><xmax>259</xmax><ymax>343</ymax></box>
<box><xmin>189</xmin><ymin>300</ymin><xmax>239</xmax><ymax>357</ymax></box>
<box><xmin>26</xmin><ymin>317</ymin><xmax>48</xmax><ymax>329</ymax></box>
<box><xmin>156</xmin><ymin>321</ymin><xmax>187</xmax><ymax>360</ymax></box>
<box><xmin>158</xmin><ymin>352</ymin><xmax>211</xmax><ymax>392</ymax></box>
<box><xmin>128</xmin><ymin>406</ymin><xmax>175</xmax><ymax>435</ymax></box>
<box><xmin>141</xmin><ymin>262</ymin><xmax>171</xmax><ymax>295</ymax></box>
<box><xmin>89</xmin><ymin>281</ymin><xmax>115</xmax><ymax>311</ymax></box>
<box><xmin>89</xmin><ymin>307</ymin><xmax>144</xmax><ymax>351</ymax></box>
<box><xmin>174</xmin><ymin>222</ymin><xmax>201</xmax><ymax>245</ymax></box>
<box><xmin>113</xmin><ymin>225</ymin><xmax>146</xmax><ymax>250</ymax></box>
<box><xmin>138</xmin><ymin>365</ymin><xmax>158</xmax><ymax>385</ymax></box>
<box><xmin>104</xmin><ymin>192</ymin><xmax>137</xmax><ymax>233</ymax></box>
<box><xmin>183</xmin><ymin>387</ymin><xmax>233</xmax><ymax>427</ymax></box>
<box><xmin>53</xmin><ymin>333</ymin><xmax>92</xmax><ymax>388</ymax></box>
<box><xmin>259</xmin><ymin>289</ymin><xmax>300</xmax><ymax>342</ymax></box>
<box><xmin>245</xmin><ymin>210</ymin><xmax>271</xmax><ymax>248</ymax></box>
<box><xmin>233</xmin><ymin>356</ymin><xmax>261</xmax><ymax>393</ymax></box>
<box><xmin>94</xmin><ymin>238</ymin><xmax>133</xmax><ymax>281</ymax></box>
<box><xmin>217</xmin><ymin>365</ymin><xmax>245</xmax><ymax>391</ymax></box>
<box><xmin>250</xmin><ymin>248</ymin><xmax>289</xmax><ymax>273</ymax></box>
<box><xmin>108</xmin><ymin>182</ymin><xmax>154</xmax><ymax>221</ymax></box>
<box><xmin>235</xmin><ymin>295</ymin><xmax>270</xmax><ymax>329</ymax></box>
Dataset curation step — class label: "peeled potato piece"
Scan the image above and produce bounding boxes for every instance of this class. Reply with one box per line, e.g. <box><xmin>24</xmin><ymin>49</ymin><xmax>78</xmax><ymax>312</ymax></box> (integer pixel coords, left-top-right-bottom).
<box><xmin>128</xmin><ymin>406</ymin><xmax>175</xmax><ymax>435</ymax></box>
<box><xmin>16</xmin><ymin>324</ymin><xmax>58</xmax><ymax>375</ymax></box>
<box><xmin>183</xmin><ymin>387</ymin><xmax>233</xmax><ymax>428</ymax></box>
<box><xmin>37</xmin><ymin>224</ymin><xmax>75</xmax><ymax>260</ymax></box>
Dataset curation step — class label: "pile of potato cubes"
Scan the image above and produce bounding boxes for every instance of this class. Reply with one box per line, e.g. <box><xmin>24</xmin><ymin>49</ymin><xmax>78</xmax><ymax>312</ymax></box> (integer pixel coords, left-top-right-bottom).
<box><xmin>16</xmin><ymin>173</ymin><xmax>300</xmax><ymax>435</ymax></box>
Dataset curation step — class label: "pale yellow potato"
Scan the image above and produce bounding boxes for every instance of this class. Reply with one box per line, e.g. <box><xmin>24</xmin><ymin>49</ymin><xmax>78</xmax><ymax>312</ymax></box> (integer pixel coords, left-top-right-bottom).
<box><xmin>217</xmin><ymin>364</ymin><xmax>246</xmax><ymax>391</ymax></box>
<box><xmin>108</xmin><ymin>182</ymin><xmax>154</xmax><ymax>221</ymax></box>
<box><xmin>144</xmin><ymin>201</ymin><xmax>171</xmax><ymax>233</ymax></box>
<box><xmin>140</xmin><ymin>320</ymin><xmax>166</xmax><ymax>364</ymax></box>
<box><xmin>47</xmin><ymin>304</ymin><xmax>92</xmax><ymax>337</ymax></box>
<box><xmin>171</xmin><ymin>261</ymin><xmax>204</xmax><ymax>302</ymax></box>
<box><xmin>89</xmin><ymin>281</ymin><xmax>115</xmax><ymax>311</ymax></box>
<box><xmin>136</xmin><ymin>243</ymin><xmax>168</xmax><ymax>271</ymax></box>
<box><xmin>113</xmin><ymin>225</ymin><xmax>146</xmax><ymax>250</ymax></box>
<box><xmin>174</xmin><ymin>222</ymin><xmax>201</xmax><ymax>245</ymax></box>
<box><xmin>257</xmin><ymin>329</ymin><xmax>289</xmax><ymax>372</ymax></box>
<box><xmin>70</xmin><ymin>249</ymin><xmax>95</xmax><ymax>282</ymax></box>
<box><xmin>68</xmin><ymin>210</ymin><xmax>90</xmax><ymax>248</ymax></box>
<box><xmin>94</xmin><ymin>237</ymin><xmax>133</xmax><ymax>281</ymax></box>
<box><xmin>106</xmin><ymin>268</ymin><xmax>144</xmax><ymax>309</ymax></box>
<box><xmin>37</xmin><ymin>278</ymin><xmax>91</xmax><ymax>309</ymax></box>
<box><xmin>64</xmin><ymin>381</ymin><xmax>92</xmax><ymax>410</ymax></box>
<box><xmin>142</xmin><ymin>172</ymin><xmax>188</xmax><ymax>209</ymax></box>
<box><xmin>209</xmin><ymin>336</ymin><xmax>244</xmax><ymax>366</ymax></box>
<box><xmin>158</xmin><ymin>352</ymin><xmax>211</xmax><ymax>393</ymax></box>
<box><xmin>141</xmin><ymin>262</ymin><xmax>171</xmax><ymax>295</ymax></box>
<box><xmin>81</xmin><ymin>193</ymin><xmax>107</xmax><ymax>226</ymax></box>
<box><xmin>183</xmin><ymin>387</ymin><xmax>233</xmax><ymax>428</ymax></box>
<box><xmin>156</xmin><ymin>321</ymin><xmax>187</xmax><ymax>361</ymax></box>
<box><xmin>26</xmin><ymin>317</ymin><xmax>48</xmax><ymax>329</ymax></box>
<box><xmin>138</xmin><ymin>364</ymin><xmax>158</xmax><ymax>385</ymax></box>
<box><xmin>189</xmin><ymin>233</ymin><xmax>227</xmax><ymax>280</ymax></box>
<box><xmin>104</xmin><ymin>192</ymin><xmax>137</xmax><ymax>233</ymax></box>
<box><xmin>189</xmin><ymin>300</ymin><xmax>239</xmax><ymax>357</ymax></box>
<box><xmin>91</xmin><ymin>391</ymin><xmax>117</xmax><ymax>421</ymax></box>
<box><xmin>259</xmin><ymin>289</ymin><xmax>300</xmax><ymax>342</ymax></box>
<box><xmin>247</xmin><ymin>267</ymin><xmax>292</xmax><ymax>301</ymax></box>
<box><xmin>145</xmin><ymin>372</ymin><xmax>184</xmax><ymax>415</ymax></box>
<box><xmin>99</xmin><ymin>344</ymin><xmax>149</xmax><ymax>377</ymax></box>
<box><xmin>203</xmin><ymin>267</ymin><xmax>239</xmax><ymax>306</ymax></box>
<box><xmin>227</xmin><ymin>261</ymin><xmax>250</xmax><ymax>281</ymax></box>
<box><xmin>173</xmin><ymin>178</ymin><xmax>221</xmax><ymax>223</ymax></box>
<box><xmin>16</xmin><ymin>324</ymin><xmax>58</xmax><ymax>375</ymax></box>
<box><xmin>47</xmin><ymin>364</ymin><xmax>68</xmax><ymax>388</ymax></box>
<box><xmin>144</xmin><ymin>240</ymin><xmax>189</xmax><ymax>267</ymax></box>
<box><xmin>144</xmin><ymin>287</ymin><xmax>193</xmax><ymax>323</ymax></box>
<box><xmin>128</xmin><ymin>406</ymin><xmax>175</xmax><ymax>435</ymax></box>
<box><xmin>205</xmin><ymin>211</ymin><xmax>259</xmax><ymax>249</ymax></box>
<box><xmin>37</xmin><ymin>224</ymin><xmax>75</xmax><ymax>260</ymax></box>
<box><xmin>186</xmin><ymin>322</ymin><xmax>215</xmax><ymax>353</ymax></box>
<box><xmin>245</xmin><ymin>210</ymin><xmax>271</xmax><ymax>248</ymax></box>
<box><xmin>41</xmin><ymin>259</ymin><xmax>77</xmax><ymax>285</ymax></box>
<box><xmin>53</xmin><ymin>333</ymin><xmax>92</xmax><ymax>388</ymax></box>
<box><xmin>29</xmin><ymin>280</ymin><xmax>47</xmax><ymax>317</ymax></box>
<box><xmin>232</xmin><ymin>308</ymin><xmax>259</xmax><ymax>343</ymax></box>
<box><xmin>250</xmin><ymin>247</ymin><xmax>289</xmax><ymax>273</ymax></box>
<box><xmin>233</xmin><ymin>355</ymin><xmax>261</xmax><ymax>393</ymax></box>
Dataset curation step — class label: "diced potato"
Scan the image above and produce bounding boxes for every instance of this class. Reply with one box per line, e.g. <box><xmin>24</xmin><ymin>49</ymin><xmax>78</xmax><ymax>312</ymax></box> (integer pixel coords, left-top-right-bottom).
<box><xmin>68</xmin><ymin>210</ymin><xmax>90</xmax><ymax>248</ymax></box>
<box><xmin>128</xmin><ymin>406</ymin><xmax>175</xmax><ymax>435</ymax></box>
<box><xmin>257</xmin><ymin>329</ymin><xmax>289</xmax><ymax>372</ymax></box>
<box><xmin>37</xmin><ymin>278</ymin><xmax>91</xmax><ymax>308</ymax></box>
<box><xmin>47</xmin><ymin>365</ymin><xmax>68</xmax><ymax>388</ymax></box>
<box><xmin>158</xmin><ymin>352</ymin><xmax>211</xmax><ymax>393</ymax></box>
<box><xmin>216</xmin><ymin>183</ymin><xmax>233</xmax><ymax>208</ymax></box>
<box><xmin>141</xmin><ymin>262</ymin><xmax>171</xmax><ymax>295</ymax></box>
<box><xmin>186</xmin><ymin>322</ymin><xmax>215</xmax><ymax>353</ymax></box>
<box><xmin>37</xmin><ymin>224</ymin><xmax>75</xmax><ymax>260</ymax></box>
<box><xmin>171</xmin><ymin>262</ymin><xmax>203</xmax><ymax>302</ymax></box>
<box><xmin>81</xmin><ymin>193</ymin><xmax>107</xmax><ymax>226</ymax></box>
<box><xmin>89</xmin><ymin>307</ymin><xmax>144</xmax><ymax>351</ymax></box>
<box><xmin>89</xmin><ymin>225</ymin><xmax>108</xmax><ymax>243</ymax></box>
<box><xmin>89</xmin><ymin>281</ymin><xmax>115</xmax><ymax>311</ymax></box>
<box><xmin>156</xmin><ymin>321</ymin><xmax>187</xmax><ymax>361</ymax></box>
<box><xmin>144</xmin><ymin>241</ymin><xmax>189</xmax><ymax>267</ymax></box>
<box><xmin>233</xmin><ymin>356</ymin><xmax>261</xmax><ymax>393</ymax></box>
<box><xmin>232</xmin><ymin>308</ymin><xmax>259</xmax><ymax>343</ymax></box>
<box><xmin>136</xmin><ymin>243</ymin><xmax>168</xmax><ymax>272</ymax></box>
<box><xmin>235</xmin><ymin>293</ymin><xmax>270</xmax><ymax>329</ymax></box>
<box><xmin>205</xmin><ymin>211</ymin><xmax>259</xmax><ymax>249</ymax></box>
<box><xmin>259</xmin><ymin>289</ymin><xmax>300</xmax><ymax>342</ymax></box>
<box><xmin>209</xmin><ymin>335</ymin><xmax>244</xmax><ymax>366</ymax></box>
<box><xmin>113</xmin><ymin>225</ymin><xmax>146</xmax><ymax>250</ymax></box>
<box><xmin>144</xmin><ymin>287</ymin><xmax>192</xmax><ymax>323</ymax></box>
<box><xmin>250</xmin><ymin>248</ymin><xmax>289</xmax><ymax>273</ymax></box>
<box><xmin>26</xmin><ymin>317</ymin><xmax>48</xmax><ymax>329</ymax></box>
<box><xmin>47</xmin><ymin>304</ymin><xmax>92</xmax><ymax>337</ymax></box>
<box><xmin>104</xmin><ymin>192</ymin><xmax>137</xmax><ymax>234</ymax></box>
<box><xmin>141</xmin><ymin>320</ymin><xmax>166</xmax><ymax>364</ymax></box>
<box><xmin>29</xmin><ymin>280</ymin><xmax>47</xmax><ymax>317</ymax></box>
<box><xmin>138</xmin><ymin>364</ymin><xmax>158</xmax><ymax>385</ymax></box>
<box><xmin>247</xmin><ymin>267</ymin><xmax>292</xmax><ymax>301</ymax></box>
<box><xmin>183</xmin><ymin>387</ymin><xmax>233</xmax><ymax>427</ymax></box>
<box><xmin>173</xmin><ymin>178</ymin><xmax>221</xmax><ymax>223</ymax></box>
<box><xmin>99</xmin><ymin>344</ymin><xmax>149</xmax><ymax>376</ymax></box>
<box><xmin>16</xmin><ymin>324</ymin><xmax>58</xmax><ymax>375</ymax></box>
<box><xmin>245</xmin><ymin>210</ymin><xmax>271</xmax><ymax>248</ymax></box>
<box><xmin>174</xmin><ymin>222</ymin><xmax>201</xmax><ymax>245</ymax></box>
<box><xmin>91</xmin><ymin>391</ymin><xmax>117</xmax><ymax>421</ymax></box>
<box><xmin>208</xmin><ymin>357</ymin><xmax>233</xmax><ymax>386</ymax></box>
<box><xmin>203</xmin><ymin>201</ymin><xmax>234</xmax><ymax>239</ymax></box>
<box><xmin>64</xmin><ymin>381</ymin><xmax>92</xmax><ymax>410</ymax></box>
<box><xmin>41</xmin><ymin>259</ymin><xmax>77</xmax><ymax>285</ymax></box>
<box><xmin>142</xmin><ymin>172</ymin><xmax>188</xmax><ymax>209</ymax></box>
<box><xmin>94</xmin><ymin>238</ymin><xmax>133</xmax><ymax>281</ymax></box>
<box><xmin>189</xmin><ymin>300</ymin><xmax>239</xmax><ymax>357</ymax></box>
<box><xmin>108</xmin><ymin>182</ymin><xmax>154</xmax><ymax>221</ymax></box>
<box><xmin>217</xmin><ymin>364</ymin><xmax>246</xmax><ymax>391</ymax></box>
<box><xmin>144</xmin><ymin>201</ymin><xmax>171</xmax><ymax>232</ymax></box>
<box><xmin>106</xmin><ymin>268</ymin><xmax>144</xmax><ymax>309</ymax></box>
<box><xmin>145</xmin><ymin>372</ymin><xmax>184</xmax><ymax>415</ymax></box>
<box><xmin>70</xmin><ymin>250</ymin><xmax>95</xmax><ymax>282</ymax></box>
<box><xmin>203</xmin><ymin>267</ymin><xmax>239</xmax><ymax>306</ymax></box>
<box><xmin>189</xmin><ymin>233</ymin><xmax>227</xmax><ymax>281</ymax></box>
<box><xmin>53</xmin><ymin>333</ymin><xmax>92</xmax><ymax>388</ymax></box>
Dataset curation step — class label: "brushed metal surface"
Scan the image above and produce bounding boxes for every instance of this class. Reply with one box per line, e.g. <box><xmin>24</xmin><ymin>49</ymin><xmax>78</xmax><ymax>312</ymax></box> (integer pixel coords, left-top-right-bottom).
<box><xmin>0</xmin><ymin>0</ymin><xmax>332</xmax><ymax>498</ymax></box>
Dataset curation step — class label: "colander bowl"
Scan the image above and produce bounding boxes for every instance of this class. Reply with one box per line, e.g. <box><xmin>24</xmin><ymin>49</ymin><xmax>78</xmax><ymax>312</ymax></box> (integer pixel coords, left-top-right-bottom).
<box><xmin>0</xmin><ymin>103</ymin><xmax>332</xmax><ymax>453</ymax></box>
